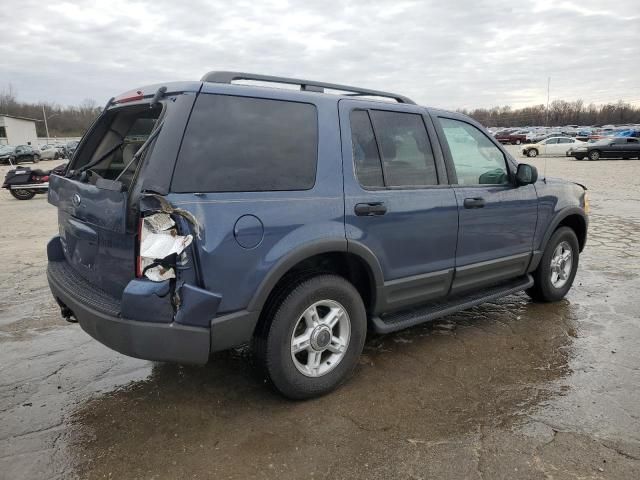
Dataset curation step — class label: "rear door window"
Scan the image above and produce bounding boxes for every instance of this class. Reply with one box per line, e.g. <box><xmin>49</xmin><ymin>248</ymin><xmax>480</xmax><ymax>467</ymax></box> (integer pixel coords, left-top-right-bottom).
<box><xmin>349</xmin><ymin>109</ymin><xmax>438</xmax><ymax>188</ymax></box>
<box><xmin>172</xmin><ymin>94</ymin><xmax>318</xmax><ymax>192</ymax></box>
<box><xmin>370</xmin><ymin>110</ymin><xmax>438</xmax><ymax>187</ymax></box>
<box><xmin>350</xmin><ymin>110</ymin><xmax>384</xmax><ymax>188</ymax></box>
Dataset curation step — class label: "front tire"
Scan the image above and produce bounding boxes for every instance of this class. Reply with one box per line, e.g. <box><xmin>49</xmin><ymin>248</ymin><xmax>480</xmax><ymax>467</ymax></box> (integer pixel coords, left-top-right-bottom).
<box><xmin>527</xmin><ymin>149</ymin><xmax>538</xmax><ymax>158</ymax></box>
<box><xmin>527</xmin><ymin>227</ymin><xmax>579</xmax><ymax>302</ymax></box>
<box><xmin>10</xmin><ymin>189</ymin><xmax>36</xmax><ymax>200</ymax></box>
<box><xmin>253</xmin><ymin>274</ymin><xmax>367</xmax><ymax>399</ymax></box>
<box><xmin>589</xmin><ymin>150</ymin><xmax>600</xmax><ymax>161</ymax></box>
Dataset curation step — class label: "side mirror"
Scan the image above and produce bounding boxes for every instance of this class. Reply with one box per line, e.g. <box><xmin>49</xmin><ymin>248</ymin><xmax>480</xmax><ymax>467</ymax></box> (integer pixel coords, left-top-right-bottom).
<box><xmin>516</xmin><ymin>163</ymin><xmax>538</xmax><ymax>185</ymax></box>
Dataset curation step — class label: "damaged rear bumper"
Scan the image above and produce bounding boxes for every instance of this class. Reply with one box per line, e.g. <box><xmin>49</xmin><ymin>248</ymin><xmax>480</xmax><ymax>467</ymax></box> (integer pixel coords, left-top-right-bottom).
<box><xmin>46</xmin><ymin>237</ymin><xmax>210</xmax><ymax>364</ymax></box>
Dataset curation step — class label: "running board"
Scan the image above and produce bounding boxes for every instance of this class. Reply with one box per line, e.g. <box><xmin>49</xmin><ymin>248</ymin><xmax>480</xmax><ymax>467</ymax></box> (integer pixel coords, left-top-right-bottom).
<box><xmin>371</xmin><ymin>275</ymin><xmax>533</xmax><ymax>334</ymax></box>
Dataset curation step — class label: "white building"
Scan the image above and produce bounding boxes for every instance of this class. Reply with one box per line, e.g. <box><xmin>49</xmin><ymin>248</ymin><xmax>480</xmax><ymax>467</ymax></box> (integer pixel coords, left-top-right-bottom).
<box><xmin>0</xmin><ymin>115</ymin><xmax>39</xmax><ymax>146</ymax></box>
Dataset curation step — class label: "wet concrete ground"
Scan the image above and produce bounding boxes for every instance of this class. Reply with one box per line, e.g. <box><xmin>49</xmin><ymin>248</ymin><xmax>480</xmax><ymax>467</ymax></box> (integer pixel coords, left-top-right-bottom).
<box><xmin>1</xmin><ymin>154</ymin><xmax>639</xmax><ymax>479</ymax></box>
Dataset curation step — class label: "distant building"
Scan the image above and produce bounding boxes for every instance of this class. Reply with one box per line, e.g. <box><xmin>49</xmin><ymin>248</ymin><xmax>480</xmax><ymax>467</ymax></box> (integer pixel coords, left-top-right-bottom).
<box><xmin>0</xmin><ymin>115</ymin><xmax>39</xmax><ymax>146</ymax></box>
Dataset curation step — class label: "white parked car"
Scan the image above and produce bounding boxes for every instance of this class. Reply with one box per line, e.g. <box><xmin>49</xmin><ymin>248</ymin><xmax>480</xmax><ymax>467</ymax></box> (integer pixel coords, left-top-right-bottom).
<box><xmin>522</xmin><ymin>137</ymin><xmax>584</xmax><ymax>157</ymax></box>
<box><xmin>39</xmin><ymin>144</ymin><xmax>64</xmax><ymax>160</ymax></box>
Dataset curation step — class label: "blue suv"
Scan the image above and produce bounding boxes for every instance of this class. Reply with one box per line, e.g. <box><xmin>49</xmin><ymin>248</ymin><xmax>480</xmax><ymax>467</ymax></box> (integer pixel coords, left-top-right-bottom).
<box><xmin>47</xmin><ymin>72</ymin><xmax>588</xmax><ymax>399</ymax></box>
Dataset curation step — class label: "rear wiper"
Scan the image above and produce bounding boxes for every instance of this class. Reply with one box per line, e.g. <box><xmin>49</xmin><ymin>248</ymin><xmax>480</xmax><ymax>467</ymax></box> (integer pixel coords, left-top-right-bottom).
<box><xmin>114</xmin><ymin>119</ymin><xmax>166</xmax><ymax>182</ymax></box>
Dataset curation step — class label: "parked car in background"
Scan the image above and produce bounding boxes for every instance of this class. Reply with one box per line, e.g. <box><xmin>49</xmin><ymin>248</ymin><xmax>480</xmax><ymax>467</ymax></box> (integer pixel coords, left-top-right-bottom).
<box><xmin>40</xmin><ymin>144</ymin><xmax>64</xmax><ymax>160</ymax></box>
<box><xmin>608</xmin><ymin>129</ymin><xmax>640</xmax><ymax>139</ymax></box>
<box><xmin>63</xmin><ymin>141</ymin><xmax>79</xmax><ymax>159</ymax></box>
<box><xmin>527</xmin><ymin>131</ymin><xmax>562</xmax><ymax>143</ymax></box>
<box><xmin>569</xmin><ymin>137</ymin><xmax>640</xmax><ymax>160</ymax></box>
<box><xmin>522</xmin><ymin>137</ymin><xmax>582</xmax><ymax>158</ymax></box>
<box><xmin>495</xmin><ymin>129</ymin><xmax>527</xmax><ymax>145</ymax></box>
<box><xmin>0</xmin><ymin>145</ymin><xmax>15</xmax><ymax>164</ymax></box>
<box><xmin>0</xmin><ymin>145</ymin><xmax>40</xmax><ymax>164</ymax></box>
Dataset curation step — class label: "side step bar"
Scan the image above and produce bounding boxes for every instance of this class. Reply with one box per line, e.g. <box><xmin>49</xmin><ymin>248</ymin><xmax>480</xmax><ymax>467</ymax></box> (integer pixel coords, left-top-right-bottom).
<box><xmin>371</xmin><ymin>275</ymin><xmax>534</xmax><ymax>334</ymax></box>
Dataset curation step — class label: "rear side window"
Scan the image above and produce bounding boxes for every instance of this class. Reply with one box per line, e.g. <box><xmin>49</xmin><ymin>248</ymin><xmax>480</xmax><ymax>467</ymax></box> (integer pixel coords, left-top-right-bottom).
<box><xmin>370</xmin><ymin>110</ymin><xmax>438</xmax><ymax>187</ymax></box>
<box><xmin>172</xmin><ymin>95</ymin><xmax>318</xmax><ymax>192</ymax></box>
<box><xmin>350</xmin><ymin>109</ymin><xmax>438</xmax><ymax>189</ymax></box>
<box><xmin>350</xmin><ymin>110</ymin><xmax>384</xmax><ymax>188</ymax></box>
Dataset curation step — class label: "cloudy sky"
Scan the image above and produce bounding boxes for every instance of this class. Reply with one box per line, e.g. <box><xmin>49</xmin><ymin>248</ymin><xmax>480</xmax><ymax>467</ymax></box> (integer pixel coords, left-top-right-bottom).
<box><xmin>1</xmin><ymin>0</ymin><xmax>638</xmax><ymax>109</ymax></box>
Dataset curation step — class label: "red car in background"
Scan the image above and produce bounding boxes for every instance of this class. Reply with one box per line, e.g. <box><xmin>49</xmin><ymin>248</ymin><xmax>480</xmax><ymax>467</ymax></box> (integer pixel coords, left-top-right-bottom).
<box><xmin>494</xmin><ymin>129</ymin><xmax>528</xmax><ymax>145</ymax></box>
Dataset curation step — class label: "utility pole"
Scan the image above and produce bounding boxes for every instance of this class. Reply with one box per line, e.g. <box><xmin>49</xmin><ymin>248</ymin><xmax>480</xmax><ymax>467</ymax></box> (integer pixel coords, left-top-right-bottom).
<box><xmin>545</xmin><ymin>77</ymin><xmax>550</xmax><ymax>126</ymax></box>
<box><xmin>42</xmin><ymin>105</ymin><xmax>50</xmax><ymax>140</ymax></box>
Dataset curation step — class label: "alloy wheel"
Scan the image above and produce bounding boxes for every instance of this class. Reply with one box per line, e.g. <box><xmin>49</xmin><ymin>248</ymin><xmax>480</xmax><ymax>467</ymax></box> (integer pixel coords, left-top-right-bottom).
<box><xmin>290</xmin><ymin>299</ymin><xmax>351</xmax><ymax>378</ymax></box>
<box><xmin>550</xmin><ymin>241</ymin><xmax>573</xmax><ymax>288</ymax></box>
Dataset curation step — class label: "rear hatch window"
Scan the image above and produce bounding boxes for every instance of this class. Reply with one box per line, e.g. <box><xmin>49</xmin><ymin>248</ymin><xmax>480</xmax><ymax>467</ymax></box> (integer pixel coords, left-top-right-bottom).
<box><xmin>70</xmin><ymin>104</ymin><xmax>162</xmax><ymax>190</ymax></box>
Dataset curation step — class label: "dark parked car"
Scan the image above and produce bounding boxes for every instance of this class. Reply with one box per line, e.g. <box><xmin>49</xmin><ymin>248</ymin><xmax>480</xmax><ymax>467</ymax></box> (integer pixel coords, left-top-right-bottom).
<box><xmin>494</xmin><ymin>130</ymin><xmax>527</xmax><ymax>145</ymax></box>
<box><xmin>46</xmin><ymin>72</ymin><xmax>589</xmax><ymax>399</ymax></box>
<box><xmin>569</xmin><ymin>137</ymin><xmax>640</xmax><ymax>160</ymax></box>
<box><xmin>59</xmin><ymin>140</ymin><xmax>79</xmax><ymax>159</ymax></box>
<box><xmin>0</xmin><ymin>144</ymin><xmax>40</xmax><ymax>164</ymax></box>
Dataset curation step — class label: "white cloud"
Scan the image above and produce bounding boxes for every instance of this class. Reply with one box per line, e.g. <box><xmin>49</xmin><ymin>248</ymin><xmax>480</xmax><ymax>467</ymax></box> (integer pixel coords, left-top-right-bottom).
<box><xmin>0</xmin><ymin>0</ymin><xmax>638</xmax><ymax>108</ymax></box>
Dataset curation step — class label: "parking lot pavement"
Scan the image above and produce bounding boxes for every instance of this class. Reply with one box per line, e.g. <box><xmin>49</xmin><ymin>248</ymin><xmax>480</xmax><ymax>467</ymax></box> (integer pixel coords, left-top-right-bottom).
<box><xmin>1</xmin><ymin>157</ymin><xmax>639</xmax><ymax>479</ymax></box>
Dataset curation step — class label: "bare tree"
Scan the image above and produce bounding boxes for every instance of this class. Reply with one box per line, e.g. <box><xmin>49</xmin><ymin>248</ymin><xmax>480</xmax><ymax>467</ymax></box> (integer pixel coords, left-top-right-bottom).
<box><xmin>461</xmin><ymin>99</ymin><xmax>640</xmax><ymax>127</ymax></box>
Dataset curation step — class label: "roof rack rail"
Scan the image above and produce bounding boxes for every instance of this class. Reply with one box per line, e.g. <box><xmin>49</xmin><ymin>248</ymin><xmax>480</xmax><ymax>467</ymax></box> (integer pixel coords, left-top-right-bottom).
<box><xmin>200</xmin><ymin>71</ymin><xmax>416</xmax><ymax>105</ymax></box>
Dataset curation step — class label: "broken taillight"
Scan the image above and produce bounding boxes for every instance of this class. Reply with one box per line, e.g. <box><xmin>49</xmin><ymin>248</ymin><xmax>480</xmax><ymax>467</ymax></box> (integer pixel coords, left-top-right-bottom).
<box><xmin>137</xmin><ymin>213</ymin><xmax>193</xmax><ymax>282</ymax></box>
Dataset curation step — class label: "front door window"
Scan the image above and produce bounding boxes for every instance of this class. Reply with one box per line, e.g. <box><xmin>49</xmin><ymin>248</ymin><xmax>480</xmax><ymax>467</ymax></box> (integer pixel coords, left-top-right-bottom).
<box><xmin>439</xmin><ymin>118</ymin><xmax>509</xmax><ymax>185</ymax></box>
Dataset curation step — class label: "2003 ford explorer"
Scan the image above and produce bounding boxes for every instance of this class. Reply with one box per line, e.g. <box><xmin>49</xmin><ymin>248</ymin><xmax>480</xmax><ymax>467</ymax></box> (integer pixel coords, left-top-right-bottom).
<box><xmin>46</xmin><ymin>72</ymin><xmax>589</xmax><ymax>399</ymax></box>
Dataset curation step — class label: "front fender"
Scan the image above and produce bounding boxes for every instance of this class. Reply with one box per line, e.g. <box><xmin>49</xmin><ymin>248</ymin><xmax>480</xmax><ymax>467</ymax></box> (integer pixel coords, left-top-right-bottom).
<box><xmin>529</xmin><ymin>206</ymin><xmax>588</xmax><ymax>272</ymax></box>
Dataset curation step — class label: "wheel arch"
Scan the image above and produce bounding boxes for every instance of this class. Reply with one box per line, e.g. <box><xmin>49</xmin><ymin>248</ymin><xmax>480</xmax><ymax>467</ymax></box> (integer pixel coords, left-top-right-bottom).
<box><xmin>529</xmin><ymin>207</ymin><xmax>587</xmax><ymax>273</ymax></box>
<box><xmin>247</xmin><ymin>239</ymin><xmax>384</xmax><ymax>316</ymax></box>
<box><xmin>542</xmin><ymin>207</ymin><xmax>588</xmax><ymax>252</ymax></box>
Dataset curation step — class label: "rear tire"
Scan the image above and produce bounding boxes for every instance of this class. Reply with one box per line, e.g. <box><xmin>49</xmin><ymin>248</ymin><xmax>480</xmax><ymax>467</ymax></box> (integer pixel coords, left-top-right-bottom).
<box><xmin>527</xmin><ymin>227</ymin><xmax>579</xmax><ymax>302</ymax></box>
<box><xmin>588</xmin><ymin>150</ymin><xmax>600</xmax><ymax>161</ymax></box>
<box><xmin>253</xmin><ymin>274</ymin><xmax>366</xmax><ymax>400</ymax></box>
<box><xmin>32</xmin><ymin>155</ymin><xmax>39</xmax><ymax>163</ymax></box>
<box><xmin>10</xmin><ymin>189</ymin><xmax>36</xmax><ymax>200</ymax></box>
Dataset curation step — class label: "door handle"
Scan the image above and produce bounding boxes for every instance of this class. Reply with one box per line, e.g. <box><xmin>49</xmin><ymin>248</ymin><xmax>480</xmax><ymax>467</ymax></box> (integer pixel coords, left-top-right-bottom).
<box><xmin>463</xmin><ymin>197</ymin><xmax>485</xmax><ymax>209</ymax></box>
<box><xmin>355</xmin><ymin>202</ymin><xmax>387</xmax><ymax>216</ymax></box>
